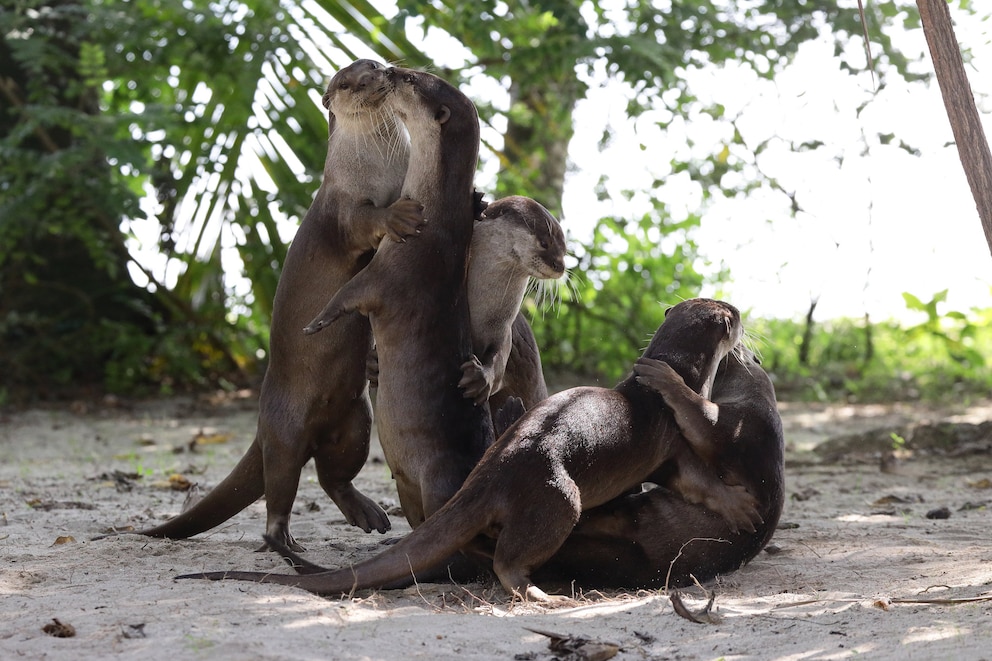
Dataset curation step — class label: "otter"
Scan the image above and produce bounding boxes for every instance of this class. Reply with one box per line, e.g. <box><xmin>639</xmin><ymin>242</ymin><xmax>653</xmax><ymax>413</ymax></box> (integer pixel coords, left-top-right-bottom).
<box><xmin>458</xmin><ymin>195</ymin><xmax>566</xmax><ymax>406</ymax></box>
<box><xmin>95</xmin><ymin>59</ymin><xmax>423</xmax><ymax>551</ymax></box>
<box><xmin>541</xmin><ymin>346</ymin><xmax>785</xmax><ymax>589</ymax></box>
<box><xmin>301</xmin><ymin>66</ymin><xmax>494</xmax><ymax>529</ymax></box>
<box><xmin>365</xmin><ymin>195</ymin><xmax>566</xmax><ymax>413</ymax></box>
<box><xmin>178</xmin><ymin>299</ymin><xmax>762</xmax><ymax>601</ymax></box>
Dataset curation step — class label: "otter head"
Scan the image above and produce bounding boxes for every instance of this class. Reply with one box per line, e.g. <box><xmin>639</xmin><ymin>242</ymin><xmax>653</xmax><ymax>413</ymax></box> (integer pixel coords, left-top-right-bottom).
<box><xmin>384</xmin><ymin>66</ymin><xmax>480</xmax><ymax>211</ymax></box>
<box><xmin>479</xmin><ymin>196</ymin><xmax>567</xmax><ymax>280</ymax></box>
<box><xmin>643</xmin><ymin>298</ymin><xmax>743</xmax><ymax>398</ymax></box>
<box><xmin>384</xmin><ymin>67</ymin><xmax>479</xmax><ymax>154</ymax></box>
<box><xmin>322</xmin><ymin>59</ymin><xmax>395</xmax><ymax>132</ymax></box>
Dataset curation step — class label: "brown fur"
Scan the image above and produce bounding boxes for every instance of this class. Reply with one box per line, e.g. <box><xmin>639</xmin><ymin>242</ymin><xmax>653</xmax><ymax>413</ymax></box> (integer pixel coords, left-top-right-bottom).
<box><xmin>365</xmin><ymin>195</ymin><xmax>564</xmax><ymax>417</ymax></box>
<box><xmin>491</xmin><ymin>313</ymin><xmax>551</xmax><ymax>415</ymax></box>
<box><xmin>541</xmin><ymin>347</ymin><xmax>784</xmax><ymax>588</ymax></box>
<box><xmin>302</xmin><ymin>66</ymin><xmax>493</xmax><ymax>528</ymax></box>
<box><xmin>95</xmin><ymin>59</ymin><xmax>423</xmax><ymax>551</ymax></box>
<box><xmin>459</xmin><ymin>195</ymin><xmax>566</xmax><ymax>406</ymax></box>
<box><xmin>179</xmin><ymin>299</ymin><xmax>756</xmax><ymax>600</ymax></box>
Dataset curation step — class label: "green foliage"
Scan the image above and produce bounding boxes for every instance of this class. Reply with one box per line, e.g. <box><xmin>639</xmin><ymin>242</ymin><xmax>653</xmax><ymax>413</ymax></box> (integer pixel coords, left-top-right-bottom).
<box><xmin>901</xmin><ymin>290</ymin><xmax>985</xmax><ymax>368</ymax></box>
<box><xmin>1</xmin><ymin>0</ymin><xmax>161</xmax><ymax>397</ymax></box>
<box><xmin>1</xmin><ymin>0</ymin><xmax>971</xmax><ymax>403</ymax></box>
<box><xmin>399</xmin><ymin>0</ymin><xmax>928</xmax><ymax>213</ymax></box>
<box><xmin>748</xmin><ymin>293</ymin><xmax>992</xmax><ymax>403</ymax></box>
<box><xmin>1</xmin><ymin>0</ymin><xmax>422</xmax><ymax>399</ymax></box>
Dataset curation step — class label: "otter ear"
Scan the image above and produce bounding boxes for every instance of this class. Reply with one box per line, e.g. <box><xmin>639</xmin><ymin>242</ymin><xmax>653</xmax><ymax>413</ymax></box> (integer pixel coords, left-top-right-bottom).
<box><xmin>436</xmin><ymin>104</ymin><xmax>451</xmax><ymax>124</ymax></box>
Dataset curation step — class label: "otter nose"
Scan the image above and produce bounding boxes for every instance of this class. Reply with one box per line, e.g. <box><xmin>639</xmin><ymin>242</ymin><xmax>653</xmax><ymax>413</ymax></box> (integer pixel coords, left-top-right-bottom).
<box><xmin>355</xmin><ymin>72</ymin><xmax>373</xmax><ymax>89</ymax></box>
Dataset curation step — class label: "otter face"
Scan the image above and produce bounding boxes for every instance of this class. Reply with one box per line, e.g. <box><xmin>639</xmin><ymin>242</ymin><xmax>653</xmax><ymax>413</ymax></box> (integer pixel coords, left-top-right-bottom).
<box><xmin>385</xmin><ymin>66</ymin><xmax>479</xmax><ymax>145</ymax></box>
<box><xmin>480</xmin><ymin>196</ymin><xmax>567</xmax><ymax>280</ymax></box>
<box><xmin>322</xmin><ymin>59</ymin><xmax>394</xmax><ymax>124</ymax></box>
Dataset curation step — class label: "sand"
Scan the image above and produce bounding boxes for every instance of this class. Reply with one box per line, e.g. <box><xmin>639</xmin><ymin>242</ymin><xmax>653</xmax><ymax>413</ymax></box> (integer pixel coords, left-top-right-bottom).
<box><xmin>2</xmin><ymin>394</ymin><xmax>991</xmax><ymax>660</ymax></box>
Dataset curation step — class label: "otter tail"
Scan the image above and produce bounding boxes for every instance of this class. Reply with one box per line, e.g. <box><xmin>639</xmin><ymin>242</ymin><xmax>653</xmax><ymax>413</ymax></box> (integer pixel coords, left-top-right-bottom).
<box><xmin>176</xmin><ymin>484</ymin><xmax>489</xmax><ymax>596</ymax></box>
<box><xmin>92</xmin><ymin>438</ymin><xmax>264</xmax><ymax>541</ymax></box>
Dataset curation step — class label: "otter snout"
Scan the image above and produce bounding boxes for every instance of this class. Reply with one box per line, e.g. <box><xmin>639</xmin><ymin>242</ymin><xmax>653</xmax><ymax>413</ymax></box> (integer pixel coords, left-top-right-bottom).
<box><xmin>324</xmin><ymin>59</ymin><xmax>392</xmax><ymax>111</ymax></box>
<box><xmin>543</xmin><ymin>254</ymin><xmax>566</xmax><ymax>276</ymax></box>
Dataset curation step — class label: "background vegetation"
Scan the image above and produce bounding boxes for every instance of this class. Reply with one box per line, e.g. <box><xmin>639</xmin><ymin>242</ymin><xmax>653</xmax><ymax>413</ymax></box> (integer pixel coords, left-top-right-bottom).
<box><xmin>1</xmin><ymin>0</ymin><xmax>988</xmax><ymax>405</ymax></box>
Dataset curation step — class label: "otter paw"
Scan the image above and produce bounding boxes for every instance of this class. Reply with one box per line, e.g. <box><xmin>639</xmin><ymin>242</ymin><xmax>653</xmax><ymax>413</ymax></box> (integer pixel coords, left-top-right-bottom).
<box><xmin>303</xmin><ymin>306</ymin><xmax>344</xmax><ymax>335</ymax></box>
<box><xmin>708</xmin><ymin>486</ymin><xmax>762</xmax><ymax>535</ymax></box>
<box><xmin>257</xmin><ymin>531</ymin><xmax>305</xmax><ymax>554</ymax></box>
<box><xmin>459</xmin><ymin>356</ymin><xmax>492</xmax><ymax>405</ymax></box>
<box><xmin>633</xmin><ymin>357</ymin><xmax>685</xmax><ymax>395</ymax></box>
<box><xmin>385</xmin><ymin>197</ymin><xmax>426</xmax><ymax>241</ymax></box>
<box><xmin>341</xmin><ymin>496</ymin><xmax>391</xmax><ymax>535</ymax></box>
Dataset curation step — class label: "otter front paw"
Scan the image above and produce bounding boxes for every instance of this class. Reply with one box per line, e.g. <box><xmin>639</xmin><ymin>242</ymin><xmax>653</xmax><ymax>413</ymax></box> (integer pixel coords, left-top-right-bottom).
<box><xmin>633</xmin><ymin>357</ymin><xmax>687</xmax><ymax>397</ymax></box>
<box><xmin>459</xmin><ymin>355</ymin><xmax>492</xmax><ymax>406</ymax></box>
<box><xmin>303</xmin><ymin>304</ymin><xmax>346</xmax><ymax>335</ymax></box>
<box><xmin>384</xmin><ymin>197</ymin><xmax>425</xmax><ymax>242</ymax></box>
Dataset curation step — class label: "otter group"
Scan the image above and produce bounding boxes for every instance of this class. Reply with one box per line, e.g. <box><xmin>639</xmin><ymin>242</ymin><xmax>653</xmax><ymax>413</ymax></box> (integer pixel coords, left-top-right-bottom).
<box><xmin>97</xmin><ymin>60</ymin><xmax>785</xmax><ymax>600</ymax></box>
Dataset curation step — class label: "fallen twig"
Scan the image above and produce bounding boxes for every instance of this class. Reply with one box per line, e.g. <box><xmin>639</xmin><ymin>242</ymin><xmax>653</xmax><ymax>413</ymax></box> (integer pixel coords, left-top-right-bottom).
<box><xmin>524</xmin><ymin>627</ymin><xmax>619</xmax><ymax>661</ymax></box>
<box><xmin>670</xmin><ymin>578</ymin><xmax>719</xmax><ymax>625</ymax></box>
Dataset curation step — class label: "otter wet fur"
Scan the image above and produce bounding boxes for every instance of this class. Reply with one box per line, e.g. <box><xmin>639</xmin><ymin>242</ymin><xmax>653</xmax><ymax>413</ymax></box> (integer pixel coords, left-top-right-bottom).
<box><xmin>301</xmin><ymin>67</ymin><xmax>494</xmax><ymax>529</ymax></box>
<box><xmin>488</xmin><ymin>313</ymin><xmax>551</xmax><ymax>422</ymax></box>
<box><xmin>542</xmin><ymin>345</ymin><xmax>784</xmax><ymax>589</ymax></box>
<box><xmin>94</xmin><ymin>59</ymin><xmax>423</xmax><ymax>551</ymax></box>
<box><xmin>365</xmin><ymin>195</ymin><xmax>566</xmax><ymax>409</ymax></box>
<box><xmin>458</xmin><ymin>195</ymin><xmax>566</xmax><ymax>406</ymax></box>
<box><xmin>178</xmin><ymin>298</ymin><xmax>756</xmax><ymax>601</ymax></box>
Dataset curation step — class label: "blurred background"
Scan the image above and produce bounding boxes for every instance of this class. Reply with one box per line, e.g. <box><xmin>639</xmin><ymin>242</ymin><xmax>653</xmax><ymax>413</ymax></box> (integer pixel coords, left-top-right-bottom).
<box><xmin>2</xmin><ymin>0</ymin><xmax>990</xmax><ymax>405</ymax></box>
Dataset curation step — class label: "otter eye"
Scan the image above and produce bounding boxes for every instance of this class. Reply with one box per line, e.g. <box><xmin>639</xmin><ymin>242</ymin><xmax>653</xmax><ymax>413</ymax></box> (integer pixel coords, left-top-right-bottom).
<box><xmin>539</xmin><ymin>240</ymin><xmax>548</xmax><ymax>250</ymax></box>
<box><xmin>369</xmin><ymin>62</ymin><xmax>378</xmax><ymax>69</ymax></box>
<box><xmin>339</xmin><ymin>83</ymin><xmax>349</xmax><ymax>90</ymax></box>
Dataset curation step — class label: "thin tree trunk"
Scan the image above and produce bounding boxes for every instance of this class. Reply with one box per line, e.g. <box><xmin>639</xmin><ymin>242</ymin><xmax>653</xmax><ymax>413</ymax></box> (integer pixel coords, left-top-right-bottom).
<box><xmin>863</xmin><ymin>312</ymin><xmax>874</xmax><ymax>365</ymax></box>
<box><xmin>917</xmin><ymin>0</ymin><xmax>992</xmax><ymax>258</ymax></box>
<box><xmin>799</xmin><ymin>297</ymin><xmax>818</xmax><ymax>366</ymax></box>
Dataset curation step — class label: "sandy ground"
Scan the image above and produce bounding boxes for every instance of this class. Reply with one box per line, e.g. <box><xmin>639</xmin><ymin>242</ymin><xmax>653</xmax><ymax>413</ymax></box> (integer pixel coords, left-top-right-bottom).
<box><xmin>2</xmin><ymin>393</ymin><xmax>992</xmax><ymax>661</ymax></box>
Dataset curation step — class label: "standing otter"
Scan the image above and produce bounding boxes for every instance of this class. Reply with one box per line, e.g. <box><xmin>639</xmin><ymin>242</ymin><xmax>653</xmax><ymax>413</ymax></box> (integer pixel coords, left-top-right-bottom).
<box><xmin>179</xmin><ymin>299</ymin><xmax>761</xmax><ymax>601</ymax></box>
<box><xmin>541</xmin><ymin>346</ymin><xmax>785</xmax><ymax>589</ymax></box>
<box><xmin>95</xmin><ymin>59</ymin><xmax>423</xmax><ymax>551</ymax></box>
<box><xmin>458</xmin><ymin>196</ymin><xmax>566</xmax><ymax>406</ymax></box>
<box><xmin>302</xmin><ymin>66</ymin><xmax>494</xmax><ymax>529</ymax></box>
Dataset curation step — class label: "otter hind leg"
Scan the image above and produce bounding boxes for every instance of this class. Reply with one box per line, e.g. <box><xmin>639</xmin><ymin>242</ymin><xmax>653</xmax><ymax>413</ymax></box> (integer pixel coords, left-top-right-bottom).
<box><xmin>258</xmin><ymin>424</ymin><xmax>312</xmax><ymax>552</ymax></box>
<box><xmin>491</xmin><ymin>489</ymin><xmax>580</xmax><ymax>602</ymax></box>
<box><xmin>313</xmin><ymin>401</ymin><xmax>390</xmax><ymax>534</ymax></box>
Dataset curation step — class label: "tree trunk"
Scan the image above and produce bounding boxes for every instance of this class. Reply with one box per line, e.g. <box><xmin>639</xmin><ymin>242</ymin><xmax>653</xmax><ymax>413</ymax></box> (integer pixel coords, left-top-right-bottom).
<box><xmin>799</xmin><ymin>297</ymin><xmax>818</xmax><ymax>366</ymax></box>
<box><xmin>501</xmin><ymin>76</ymin><xmax>581</xmax><ymax>218</ymax></box>
<box><xmin>917</xmin><ymin>0</ymin><xmax>992</xmax><ymax>258</ymax></box>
